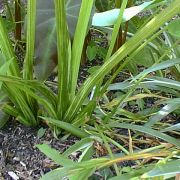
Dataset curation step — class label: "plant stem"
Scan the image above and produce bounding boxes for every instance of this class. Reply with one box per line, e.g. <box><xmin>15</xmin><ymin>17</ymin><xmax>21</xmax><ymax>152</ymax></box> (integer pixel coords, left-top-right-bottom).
<box><xmin>15</xmin><ymin>0</ymin><xmax>21</xmax><ymax>41</ymax></box>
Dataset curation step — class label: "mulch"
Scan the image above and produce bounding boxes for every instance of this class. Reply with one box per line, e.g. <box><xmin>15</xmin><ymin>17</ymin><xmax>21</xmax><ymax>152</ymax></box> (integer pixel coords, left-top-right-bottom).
<box><xmin>0</xmin><ymin>120</ymin><xmax>79</xmax><ymax>180</ymax></box>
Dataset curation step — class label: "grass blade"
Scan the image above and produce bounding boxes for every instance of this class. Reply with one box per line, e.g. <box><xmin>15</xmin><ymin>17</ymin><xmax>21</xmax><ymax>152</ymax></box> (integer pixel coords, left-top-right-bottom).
<box><xmin>36</xmin><ymin>144</ymin><xmax>74</xmax><ymax>167</ymax></box>
<box><xmin>70</xmin><ymin>0</ymin><xmax>94</xmax><ymax>98</ymax></box>
<box><xmin>39</xmin><ymin>117</ymin><xmax>89</xmax><ymax>138</ymax></box>
<box><xmin>23</xmin><ymin>0</ymin><xmax>36</xmax><ymax>80</ymax></box>
<box><xmin>54</xmin><ymin>0</ymin><xmax>71</xmax><ymax>119</ymax></box>
<box><xmin>142</xmin><ymin>159</ymin><xmax>180</xmax><ymax>178</ymax></box>
<box><xmin>161</xmin><ymin>123</ymin><xmax>180</xmax><ymax>132</ymax></box>
<box><xmin>145</xmin><ymin>103</ymin><xmax>180</xmax><ymax>127</ymax></box>
<box><xmin>63</xmin><ymin>137</ymin><xmax>94</xmax><ymax>157</ymax></box>
<box><xmin>108</xmin><ymin>122</ymin><xmax>180</xmax><ymax>147</ymax></box>
<box><xmin>0</xmin><ymin>17</ymin><xmax>20</xmax><ymax>76</ymax></box>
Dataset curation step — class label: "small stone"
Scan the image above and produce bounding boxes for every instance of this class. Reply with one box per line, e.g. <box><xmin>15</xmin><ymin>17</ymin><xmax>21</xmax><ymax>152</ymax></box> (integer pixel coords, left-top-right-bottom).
<box><xmin>20</xmin><ymin>161</ymin><xmax>26</xmax><ymax>167</ymax></box>
<box><xmin>13</xmin><ymin>157</ymin><xmax>20</xmax><ymax>162</ymax></box>
<box><xmin>8</xmin><ymin>171</ymin><xmax>19</xmax><ymax>180</ymax></box>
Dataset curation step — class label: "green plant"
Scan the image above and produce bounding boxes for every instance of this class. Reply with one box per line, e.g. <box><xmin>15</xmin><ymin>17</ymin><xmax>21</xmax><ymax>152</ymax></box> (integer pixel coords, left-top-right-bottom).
<box><xmin>0</xmin><ymin>0</ymin><xmax>179</xmax><ymax>133</ymax></box>
<box><xmin>36</xmin><ymin>134</ymin><xmax>180</xmax><ymax>179</ymax></box>
<box><xmin>0</xmin><ymin>0</ymin><xmax>180</xmax><ymax>179</ymax></box>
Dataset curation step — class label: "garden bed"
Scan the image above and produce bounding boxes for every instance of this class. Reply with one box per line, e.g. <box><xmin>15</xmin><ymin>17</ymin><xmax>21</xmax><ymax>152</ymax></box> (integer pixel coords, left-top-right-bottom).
<box><xmin>0</xmin><ymin>0</ymin><xmax>180</xmax><ymax>179</ymax></box>
<box><xmin>0</xmin><ymin>120</ymin><xmax>79</xmax><ymax>179</ymax></box>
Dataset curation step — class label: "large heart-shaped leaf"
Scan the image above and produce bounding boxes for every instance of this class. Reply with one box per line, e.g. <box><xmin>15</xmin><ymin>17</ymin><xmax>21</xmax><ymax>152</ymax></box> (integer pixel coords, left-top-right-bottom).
<box><xmin>34</xmin><ymin>0</ymin><xmax>82</xmax><ymax>80</ymax></box>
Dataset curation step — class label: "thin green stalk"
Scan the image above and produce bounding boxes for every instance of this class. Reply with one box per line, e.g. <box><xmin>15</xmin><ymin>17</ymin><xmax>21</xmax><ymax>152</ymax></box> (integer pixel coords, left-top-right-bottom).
<box><xmin>3</xmin><ymin>0</ymin><xmax>14</xmax><ymax>22</ymax></box>
<box><xmin>96</xmin><ymin>124</ymin><xmax>120</xmax><ymax>175</ymax></box>
<box><xmin>106</xmin><ymin>136</ymin><xmax>129</xmax><ymax>155</ymax></box>
<box><xmin>163</xmin><ymin>30</ymin><xmax>180</xmax><ymax>76</ymax></box>
<box><xmin>140</xmin><ymin>144</ymin><xmax>169</xmax><ymax>153</ymax></box>
<box><xmin>15</xmin><ymin>0</ymin><xmax>21</xmax><ymax>41</ymax></box>
<box><xmin>105</xmin><ymin>0</ymin><xmax>128</xmax><ymax>60</ymax></box>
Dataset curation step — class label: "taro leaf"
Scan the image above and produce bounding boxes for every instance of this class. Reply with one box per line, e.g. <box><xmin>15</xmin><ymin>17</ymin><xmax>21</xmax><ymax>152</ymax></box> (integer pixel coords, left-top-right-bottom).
<box><xmin>95</xmin><ymin>0</ymin><xmax>109</xmax><ymax>12</ymax></box>
<box><xmin>167</xmin><ymin>19</ymin><xmax>180</xmax><ymax>38</ymax></box>
<box><xmin>92</xmin><ymin>1</ymin><xmax>153</xmax><ymax>26</ymax></box>
<box><xmin>34</xmin><ymin>0</ymin><xmax>82</xmax><ymax>80</ymax></box>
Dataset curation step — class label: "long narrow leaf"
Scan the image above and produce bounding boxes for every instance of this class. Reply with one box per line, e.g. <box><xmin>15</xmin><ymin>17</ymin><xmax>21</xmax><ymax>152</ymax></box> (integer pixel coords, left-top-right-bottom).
<box><xmin>141</xmin><ymin>159</ymin><xmax>180</xmax><ymax>178</ymax></box>
<box><xmin>0</xmin><ymin>75</ymin><xmax>57</xmax><ymax>108</ymax></box>
<box><xmin>63</xmin><ymin>137</ymin><xmax>94</xmax><ymax>157</ymax></box>
<box><xmin>108</xmin><ymin>122</ymin><xmax>180</xmax><ymax>147</ymax></box>
<box><xmin>36</xmin><ymin>144</ymin><xmax>74</xmax><ymax>167</ymax></box>
<box><xmin>0</xmin><ymin>17</ymin><xmax>20</xmax><ymax>76</ymax></box>
<box><xmin>161</xmin><ymin>123</ymin><xmax>180</xmax><ymax>132</ymax></box>
<box><xmin>23</xmin><ymin>0</ymin><xmax>36</xmax><ymax>80</ymax></box>
<box><xmin>70</xmin><ymin>0</ymin><xmax>94</xmax><ymax>98</ymax></box>
<box><xmin>145</xmin><ymin>103</ymin><xmax>180</xmax><ymax>127</ymax></box>
<box><xmin>39</xmin><ymin>117</ymin><xmax>89</xmax><ymax>138</ymax></box>
<box><xmin>108</xmin><ymin>76</ymin><xmax>180</xmax><ymax>92</ymax></box>
<box><xmin>54</xmin><ymin>0</ymin><xmax>71</xmax><ymax>119</ymax></box>
<box><xmin>105</xmin><ymin>0</ymin><xmax>128</xmax><ymax>60</ymax></box>
<box><xmin>133</xmin><ymin>59</ymin><xmax>180</xmax><ymax>81</ymax></box>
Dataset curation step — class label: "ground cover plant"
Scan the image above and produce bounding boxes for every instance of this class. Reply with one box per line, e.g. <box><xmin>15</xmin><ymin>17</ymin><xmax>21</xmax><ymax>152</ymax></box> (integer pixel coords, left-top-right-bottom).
<box><xmin>0</xmin><ymin>0</ymin><xmax>180</xmax><ymax>179</ymax></box>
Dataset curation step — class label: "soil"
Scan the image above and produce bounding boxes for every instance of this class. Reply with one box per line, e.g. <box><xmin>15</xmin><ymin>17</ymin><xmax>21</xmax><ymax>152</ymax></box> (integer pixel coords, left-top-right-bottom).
<box><xmin>0</xmin><ymin>2</ymin><xmax>179</xmax><ymax>180</ymax></box>
<box><xmin>0</xmin><ymin>120</ymin><xmax>79</xmax><ymax>180</ymax></box>
<box><xmin>0</xmin><ymin>120</ymin><xmax>138</xmax><ymax>180</ymax></box>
